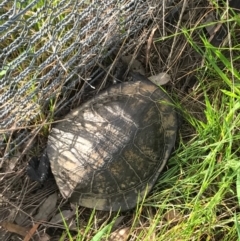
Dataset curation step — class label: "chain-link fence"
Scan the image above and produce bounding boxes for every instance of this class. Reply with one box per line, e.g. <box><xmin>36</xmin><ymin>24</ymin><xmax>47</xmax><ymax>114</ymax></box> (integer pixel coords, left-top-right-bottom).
<box><xmin>0</xmin><ymin>0</ymin><xmax>181</xmax><ymax>164</ymax></box>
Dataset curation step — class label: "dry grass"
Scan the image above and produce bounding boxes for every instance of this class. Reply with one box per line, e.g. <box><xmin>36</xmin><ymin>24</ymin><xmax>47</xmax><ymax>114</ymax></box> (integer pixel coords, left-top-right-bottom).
<box><xmin>1</xmin><ymin>0</ymin><xmax>240</xmax><ymax>240</ymax></box>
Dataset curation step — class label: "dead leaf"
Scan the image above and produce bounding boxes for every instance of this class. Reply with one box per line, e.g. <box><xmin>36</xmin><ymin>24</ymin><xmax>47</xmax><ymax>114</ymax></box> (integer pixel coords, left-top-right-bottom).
<box><xmin>23</xmin><ymin>222</ymin><xmax>40</xmax><ymax>241</ymax></box>
<box><xmin>111</xmin><ymin>216</ymin><xmax>125</xmax><ymax>231</ymax></box>
<box><xmin>50</xmin><ymin>209</ymin><xmax>76</xmax><ymax>230</ymax></box>
<box><xmin>34</xmin><ymin>193</ymin><xmax>58</xmax><ymax>221</ymax></box>
<box><xmin>15</xmin><ymin>209</ymin><xmax>33</xmax><ymax>227</ymax></box>
<box><xmin>108</xmin><ymin>227</ymin><xmax>130</xmax><ymax>241</ymax></box>
<box><xmin>148</xmin><ymin>72</ymin><xmax>171</xmax><ymax>86</ymax></box>
<box><xmin>0</xmin><ymin>221</ymin><xmax>29</xmax><ymax>237</ymax></box>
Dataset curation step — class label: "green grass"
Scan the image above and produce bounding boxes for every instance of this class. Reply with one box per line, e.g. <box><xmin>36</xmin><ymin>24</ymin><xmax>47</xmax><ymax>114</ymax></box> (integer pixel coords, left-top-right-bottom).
<box><xmin>58</xmin><ymin>5</ymin><xmax>240</xmax><ymax>241</ymax></box>
<box><xmin>59</xmin><ymin>57</ymin><xmax>240</xmax><ymax>240</ymax></box>
<box><xmin>1</xmin><ymin>1</ymin><xmax>240</xmax><ymax>240</ymax></box>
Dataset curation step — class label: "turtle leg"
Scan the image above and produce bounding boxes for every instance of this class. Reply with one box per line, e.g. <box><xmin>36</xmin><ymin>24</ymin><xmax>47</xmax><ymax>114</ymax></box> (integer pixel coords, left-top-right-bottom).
<box><xmin>26</xmin><ymin>151</ymin><xmax>50</xmax><ymax>183</ymax></box>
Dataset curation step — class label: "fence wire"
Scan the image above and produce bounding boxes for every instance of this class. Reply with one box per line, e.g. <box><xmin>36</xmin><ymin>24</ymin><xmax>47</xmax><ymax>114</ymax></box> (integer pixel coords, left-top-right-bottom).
<box><xmin>0</xmin><ymin>0</ymin><xmax>178</xmax><ymax>163</ymax></box>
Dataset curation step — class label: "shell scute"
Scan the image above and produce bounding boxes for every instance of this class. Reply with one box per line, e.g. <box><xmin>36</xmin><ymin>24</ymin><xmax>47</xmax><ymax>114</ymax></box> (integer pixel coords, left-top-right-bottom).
<box><xmin>47</xmin><ymin>78</ymin><xmax>178</xmax><ymax>210</ymax></box>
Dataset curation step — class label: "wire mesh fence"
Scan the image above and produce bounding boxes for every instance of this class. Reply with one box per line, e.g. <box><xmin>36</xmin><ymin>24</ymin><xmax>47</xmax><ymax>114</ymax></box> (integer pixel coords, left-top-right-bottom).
<box><xmin>0</xmin><ymin>0</ymin><xmax>180</xmax><ymax>163</ymax></box>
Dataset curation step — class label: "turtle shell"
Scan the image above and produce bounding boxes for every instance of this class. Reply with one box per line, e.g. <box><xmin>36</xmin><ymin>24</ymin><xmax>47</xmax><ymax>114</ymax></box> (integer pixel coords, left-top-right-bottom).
<box><xmin>47</xmin><ymin>74</ymin><xmax>178</xmax><ymax>211</ymax></box>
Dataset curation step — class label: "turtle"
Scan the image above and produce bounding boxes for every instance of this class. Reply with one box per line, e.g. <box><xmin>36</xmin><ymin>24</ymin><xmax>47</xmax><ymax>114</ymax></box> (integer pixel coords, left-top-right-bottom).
<box><xmin>27</xmin><ymin>72</ymin><xmax>178</xmax><ymax>211</ymax></box>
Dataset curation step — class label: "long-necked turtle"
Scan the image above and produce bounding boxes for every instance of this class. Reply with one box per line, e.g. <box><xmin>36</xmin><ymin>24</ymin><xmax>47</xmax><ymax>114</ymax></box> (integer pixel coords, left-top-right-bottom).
<box><xmin>28</xmin><ymin>72</ymin><xmax>178</xmax><ymax>211</ymax></box>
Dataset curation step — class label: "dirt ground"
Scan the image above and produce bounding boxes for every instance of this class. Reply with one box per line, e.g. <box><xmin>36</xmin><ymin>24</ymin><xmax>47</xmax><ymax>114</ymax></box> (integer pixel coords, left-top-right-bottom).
<box><xmin>1</xmin><ymin>0</ymin><xmax>238</xmax><ymax>240</ymax></box>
